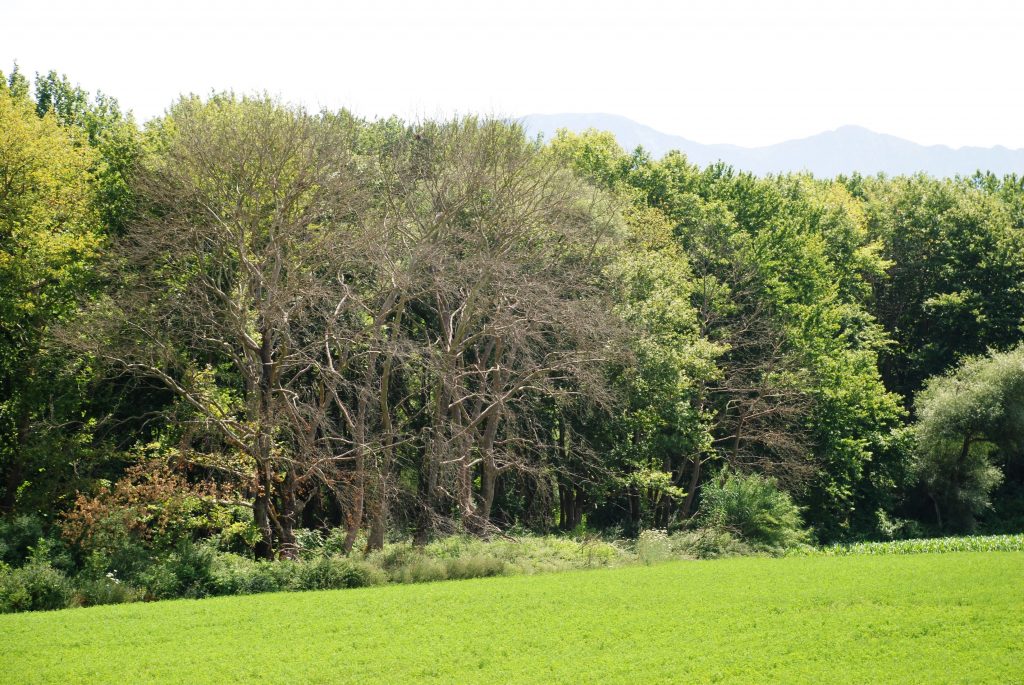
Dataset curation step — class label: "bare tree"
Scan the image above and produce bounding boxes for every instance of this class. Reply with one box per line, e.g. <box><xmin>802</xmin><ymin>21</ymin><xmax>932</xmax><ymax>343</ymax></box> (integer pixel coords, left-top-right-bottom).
<box><xmin>373</xmin><ymin>118</ymin><xmax>623</xmax><ymax>541</ymax></box>
<box><xmin>77</xmin><ymin>106</ymin><xmax>624</xmax><ymax>554</ymax></box>
<box><xmin>79</xmin><ymin>95</ymin><xmax>375</xmax><ymax>558</ymax></box>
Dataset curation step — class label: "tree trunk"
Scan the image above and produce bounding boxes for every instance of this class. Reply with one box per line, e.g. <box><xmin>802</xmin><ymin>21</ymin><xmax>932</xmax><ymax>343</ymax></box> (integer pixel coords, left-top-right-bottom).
<box><xmin>413</xmin><ymin>448</ymin><xmax>438</xmax><ymax>547</ymax></box>
<box><xmin>573</xmin><ymin>486</ymin><xmax>586</xmax><ymax>529</ymax></box>
<box><xmin>369</xmin><ymin>318</ymin><xmax>400</xmax><ymax>554</ymax></box>
<box><xmin>627</xmin><ymin>484</ymin><xmax>641</xmax><ymax>532</ymax></box>
<box><xmin>473</xmin><ymin>408</ymin><xmax>502</xmax><ymax>531</ymax></box>
<box><xmin>342</xmin><ymin>446</ymin><xmax>366</xmax><ymax>555</ymax></box>
<box><xmin>930</xmin><ymin>493</ymin><xmax>943</xmax><ymax>530</ymax></box>
<box><xmin>277</xmin><ymin>477</ymin><xmax>299</xmax><ymax>560</ymax></box>
<box><xmin>655</xmin><ymin>453</ymin><xmax>674</xmax><ymax>527</ymax></box>
<box><xmin>557</xmin><ymin>479</ymin><xmax>581</xmax><ymax>532</ymax></box>
<box><xmin>680</xmin><ymin>455</ymin><xmax>702</xmax><ymax>519</ymax></box>
<box><xmin>253</xmin><ymin>491</ymin><xmax>274</xmax><ymax>560</ymax></box>
<box><xmin>491</xmin><ymin>473</ymin><xmax>509</xmax><ymax>528</ymax></box>
<box><xmin>476</xmin><ymin>459</ymin><xmax>499</xmax><ymax>530</ymax></box>
<box><xmin>366</xmin><ymin>488</ymin><xmax>387</xmax><ymax>553</ymax></box>
<box><xmin>459</xmin><ymin>457</ymin><xmax>474</xmax><ymax>527</ymax></box>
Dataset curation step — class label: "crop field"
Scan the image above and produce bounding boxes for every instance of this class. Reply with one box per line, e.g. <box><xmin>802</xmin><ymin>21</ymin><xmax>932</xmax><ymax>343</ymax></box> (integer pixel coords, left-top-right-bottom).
<box><xmin>2</xmin><ymin>551</ymin><xmax>1022</xmax><ymax>684</ymax></box>
<box><xmin>792</xmin><ymin>533</ymin><xmax>1024</xmax><ymax>556</ymax></box>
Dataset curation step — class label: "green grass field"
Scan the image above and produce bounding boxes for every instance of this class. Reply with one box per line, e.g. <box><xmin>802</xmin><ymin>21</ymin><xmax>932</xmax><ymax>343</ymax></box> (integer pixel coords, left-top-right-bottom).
<box><xmin>2</xmin><ymin>552</ymin><xmax>1021</xmax><ymax>684</ymax></box>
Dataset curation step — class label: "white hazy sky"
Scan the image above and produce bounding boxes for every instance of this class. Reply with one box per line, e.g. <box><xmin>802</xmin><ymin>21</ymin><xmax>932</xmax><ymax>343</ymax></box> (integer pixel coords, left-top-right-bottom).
<box><xmin>3</xmin><ymin>0</ymin><xmax>1022</xmax><ymax>148</ymax></box>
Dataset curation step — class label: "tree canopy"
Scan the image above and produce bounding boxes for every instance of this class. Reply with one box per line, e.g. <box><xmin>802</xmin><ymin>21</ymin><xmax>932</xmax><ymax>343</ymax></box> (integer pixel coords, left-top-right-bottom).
<box><xmin>3</xmin><ymin>67</ymin><xmax>1024</xmax><ymax>582</ymax></box>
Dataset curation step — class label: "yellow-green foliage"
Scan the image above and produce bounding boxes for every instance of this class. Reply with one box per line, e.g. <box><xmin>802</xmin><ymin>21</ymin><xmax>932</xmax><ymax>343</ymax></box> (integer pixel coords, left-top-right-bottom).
<box><xmin>0</xmin><ymin>90</ymin><xmax>100</xmax><ymax>328</ymax></box>
<box><xmin>1</xmin><ymin>552</ymin><xmax>1020</xmax><ymax>683</ymax></box>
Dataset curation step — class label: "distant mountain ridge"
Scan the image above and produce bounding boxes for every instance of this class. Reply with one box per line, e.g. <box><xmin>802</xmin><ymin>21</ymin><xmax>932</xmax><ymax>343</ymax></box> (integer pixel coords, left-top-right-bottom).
<box><xmin>519</xmin><ymin>113</ymin><xmax>1024</xmax><ymax>178</ymax></box>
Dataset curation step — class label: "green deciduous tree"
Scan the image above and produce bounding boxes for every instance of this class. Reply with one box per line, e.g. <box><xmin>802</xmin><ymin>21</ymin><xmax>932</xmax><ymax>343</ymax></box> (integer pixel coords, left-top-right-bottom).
<box><xmin>0</xmin><ymin>80</ymin><xmax>102</xmax><ymax>512</ymax></box>
<box><xmin>861</xmin><ymin>175</ymin><xmax>1024</xmax><ymax>400</ymax></box>
<box><xmin>913</xmin><ymin>344</ymin><xmax>1024</xmax><ymax>531</ymax></box>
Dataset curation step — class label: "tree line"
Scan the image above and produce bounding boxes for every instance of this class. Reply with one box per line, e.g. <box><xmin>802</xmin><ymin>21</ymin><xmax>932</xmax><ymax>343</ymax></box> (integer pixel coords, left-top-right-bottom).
<box><xmin>2</xmin><ymin>65</ymin><xmax>1023</xmax><ymax>565</ymax></box>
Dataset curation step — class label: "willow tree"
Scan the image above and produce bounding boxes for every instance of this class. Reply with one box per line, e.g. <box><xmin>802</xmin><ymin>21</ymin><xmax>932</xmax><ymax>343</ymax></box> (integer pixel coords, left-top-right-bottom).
<box><xmin>914</xmin><ymin>344</ymin><xmax>1024</xmax><ymax>530</ymax></box>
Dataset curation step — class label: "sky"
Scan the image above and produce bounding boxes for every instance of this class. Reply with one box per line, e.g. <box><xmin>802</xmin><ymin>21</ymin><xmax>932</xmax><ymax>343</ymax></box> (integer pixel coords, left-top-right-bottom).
<box><xmin>3</xmin><ymin>0</ymin><xmax>1022</xmax><ymax>148</ymax></box>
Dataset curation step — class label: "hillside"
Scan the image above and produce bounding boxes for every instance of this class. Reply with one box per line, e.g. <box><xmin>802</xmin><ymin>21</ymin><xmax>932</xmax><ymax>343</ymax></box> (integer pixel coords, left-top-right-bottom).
<box><xmin>520</xmin><ymin>113</ymin><xmax>1024</xmax><ymax>177</ymax></box>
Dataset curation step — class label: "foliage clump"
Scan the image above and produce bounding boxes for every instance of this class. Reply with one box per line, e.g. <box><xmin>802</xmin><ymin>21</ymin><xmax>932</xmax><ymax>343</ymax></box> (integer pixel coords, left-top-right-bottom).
<box><xmin>913</xmin><ymin>344</ymin><xmax>1024</xmax><ymax>530</ymax></box>
<box><xmin>3</xmin><ymin>66</ymin><xmax>1024</xmax><ymax>610</ymax></box>
<box><xmin>695</xmin><ymin>470</ymin><xmax>810</xmax><ymax>549</ymax></box>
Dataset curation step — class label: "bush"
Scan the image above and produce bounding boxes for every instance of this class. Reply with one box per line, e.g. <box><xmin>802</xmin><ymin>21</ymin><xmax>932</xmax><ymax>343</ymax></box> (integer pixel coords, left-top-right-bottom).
<box><xmin>72</xmin><ymin>574</ymin><xmax>144</xmax><ymax>607</ymax></box>
<box><xmin>0</xmin><ymin>516</ymin><xmax>75</xmax><ymax>576</ymax></box>
<box><xmin>292</xmin><ymin>556</ymin><xmax>385</xmax><ymax>591</ymax></box>
<box><xmin>0</xmin><ymin>560</ymin><xmax>72</xmax><ymax>613</ymax></box>
<box><xmin>389</xmin><ymin>555</ymin><xmax>448</xmax><ymax>584</ymax></box>
<box><xmin>321</xmin><ymin>527</ymin><xmax>356</xmax><ymax>557</ymax></box>
<box><xmin>697</xmin><ymin>470</ymin><xmax>809</xmax><ymax>549</ymax></box>
<box><xmin>61</xmin><ymin>460</ymin><xmax>258</xmax><ymax>564</ymax></box>
<box><xmin>370</xmin><ymin>542</ymin><xmax>506</xmax><ymax>583</ymax></box>
<box><xmin>667</xmin><ymin>528</ymin><xmax>754</xmax><ymax>559</ymax></box>
<box><xmin>209</xmin><ymin>552</ymin><xmax>385</xmax><ymax>595</ymax></box>
<box><xmin>444</xmin><ymin>555</ymin><xmax>507</xmax><ymax>580</ymax></box>
<box><xmin>80</xmin><ymin>539</ymin><xmax>152</xmax><ymax>583</ymax></box>
<box><xmin>210</xmin><ymin>554</ymin><xmax>291</xmax><ymax>595</ymax></box>
<box><xmin>294</xmin><ymin>529</ymin><xmax>325</xmax><ymax>559</ymax></box>
<box><xmin>483</xmin><ymin>536</ymin><xmax>625</xmax><ymax>573</ymax></box>
<box><xmin>636</xmin><ymin>530</ymin><xmax>672</xmax><ymax>565</ymax></box>
<box><xmin>637</xmin><ymin>528</ymin><xmax>756</xmax><ymax>563</ymax></box>
<box><xmin>210</xmin><ymin>520</ymin><xmax>264</xmax><ymax>555</ymax></box>
<box><xmin>367</xmin><ymin>542</ymin><xmax>418</xmax><ymax>573</ymax></box>
<box><xmin>138</xmin><ymin>541</ymin><xmax>217</xmax><ymax>599</ymax></box>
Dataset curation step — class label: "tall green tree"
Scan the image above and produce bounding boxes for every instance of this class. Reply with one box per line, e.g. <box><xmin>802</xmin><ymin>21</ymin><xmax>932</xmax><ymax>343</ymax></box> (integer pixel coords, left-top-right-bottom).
<box><xmin>861</xmin><ymin>175</ymin><xmax>1024</xmax><ymax>400</ymax></box>
<box><xmin>914</xmin><ymin>344</ymin><xmax>1024</xmax><ymax>531</ymax></box>
<box><xmin>34</xmin><ymin>69</ymin><xmax>142</xmax><ymax>234</ymax></box>
<box><xmin>0</xmin><ymin>79</ymin><xmax>102</xmax><ymax>512</ymax></box>
<box><xmin>551</xmin><ymin>131</ymin><xmax>906</xmax><ymax>539</ymax></box>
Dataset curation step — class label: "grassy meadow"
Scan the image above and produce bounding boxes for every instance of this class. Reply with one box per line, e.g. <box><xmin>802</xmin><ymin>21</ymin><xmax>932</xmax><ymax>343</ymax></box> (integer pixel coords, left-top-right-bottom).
<box><xmin>2</xmin><ymin>551</ymin><xmax>1021</xmax><ymax>684</ymax></box>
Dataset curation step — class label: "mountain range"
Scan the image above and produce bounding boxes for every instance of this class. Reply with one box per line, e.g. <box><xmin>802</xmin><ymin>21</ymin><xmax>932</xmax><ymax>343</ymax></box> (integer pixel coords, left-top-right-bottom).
<box><xmin>519</xmin><ymin>113</ymin><xmax>1024</xmax><ymax>178</ymax></box>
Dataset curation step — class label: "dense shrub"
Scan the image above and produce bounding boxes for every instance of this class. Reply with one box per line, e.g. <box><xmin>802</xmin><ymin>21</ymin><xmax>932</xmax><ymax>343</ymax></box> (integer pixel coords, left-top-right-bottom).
<box><xmin>0</xmin><ymin>560</ymin><xmax>72</xmax><ymax>613</ymax></box>
<box><xmin>292</xmin><ymin>556</ymin><xmax>386</xmax><ymax>590</ymax></box>
<box><xmin>72</xmin><ymin>574</ymin><xmax>144</xmax><ymax>607</ymax></box>
<box><xmin>137</xmin><ymin>541</ymin><xmax>217</xmax><ymax>599</ymax></box>
<box><xmin>367</xmin><ymin>543</ymin><xmax>420</xmax><ymax>575</ymax></box>
<box><xmin>639</xmin><ymin>528</ymin><xmax>756</xmax><ymax>562</ymax></box>
<box><xmin>382</xmin><ymin>552</ymin><xmax>507</xmax><ymax>584</ymax></box>
<box><xmin>321</xmin><ymin>527</ymin><xmax>357</xmax><ymax>557</ymax></box>
<box><xmin>388</xmin><ymin>556</ymin><xmax>449</xmax><ymax>584</ymax></box>
<box><xmin>0</xmin><ymin>516</ymin><xmax>75</xmax><ymax>576</ymax></box>
<box><xmin>370</xmin><ymin>537</ymin><xmax>608</xmax><ymax>583</ymax></box>
<box><xmin>0</xmin><ymin>514</ymin><xmax>47</xmax><ymax>567</ymax></box>
<box><xmin>208</xmin><ymin>552</ymin><xmax>386</xmax><ymax>595</ymax></box>
<box><xmin>697</xmin><ymin>470</ymin><xmax>810</xmax><ymax>549</ymax></box>
<box><xmin>210</xmin><ymin>554</ymin><xmax>288</xmax><ymax>595</ymax></box>
<box><xmin>294</xmin><ymin>529</ymin><xmax>326</xmax><ymax>559</ymax></box>
<box><xmin>0</xmin><ymin>526</ymin><xmax>805</xmax><ymax>615</ymax></box>
<box><xmin>418</xmin><ymin>535</ymin><xmax>627</xmax><ymax>574</ymax></box>
<box><xmin>444</xmin><ymin>555</ymin><xmax>507</xmax><ymax>580</ymax></box>
<box><xmin>667</xmin><ymin>528</ymin><xmax>755</xmax><ymax>559</ymax></box>
<box><xmin>61</xmin><ymin>460</ymin><xmax>259</xmax><ymax>566</ymax></box>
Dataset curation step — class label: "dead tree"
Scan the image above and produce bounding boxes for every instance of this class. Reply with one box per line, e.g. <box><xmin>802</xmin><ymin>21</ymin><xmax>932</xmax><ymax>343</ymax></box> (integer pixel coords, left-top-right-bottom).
<box><xmin>79</xmin><ymin>96</ymin><xmax>375</xmax><ymax>558</ymax></box>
